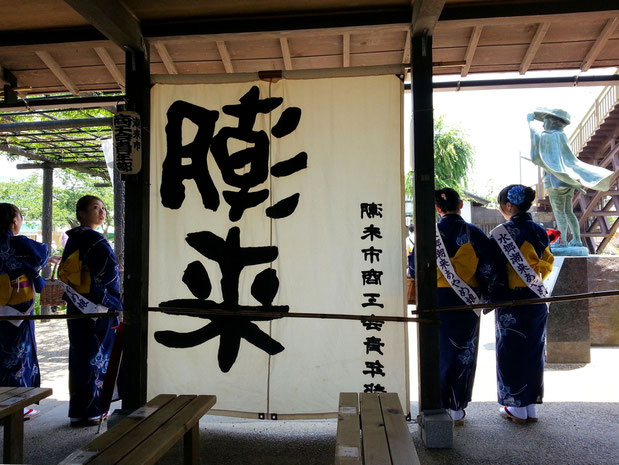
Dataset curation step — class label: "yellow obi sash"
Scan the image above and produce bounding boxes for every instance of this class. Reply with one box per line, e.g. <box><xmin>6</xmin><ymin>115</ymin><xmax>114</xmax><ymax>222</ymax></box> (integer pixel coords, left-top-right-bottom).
<box><xmin>507</xmin><ymin>242</ymin><xmax>554</xmax><ymax>289</ymax></box>
<box><xmin>437</xmin><ymin>242</ymin><xmax>480</xmax><ymax>288</ymax></box>
<box><xmin>58</xmin><ymin>250</ymin><xmax>91</xmax><ymax>294</ymax></box>
<box><xmin>0</xmin><ymin>273</ymin><xmax>35</xmax><ymax>306</ymax></box>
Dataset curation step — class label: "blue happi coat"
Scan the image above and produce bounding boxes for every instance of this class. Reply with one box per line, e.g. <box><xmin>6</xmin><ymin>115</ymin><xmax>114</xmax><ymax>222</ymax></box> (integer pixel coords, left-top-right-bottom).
<box><xmin>436</xmin><ymin>214</ymin><xmax>493</xmax><ymax>411</ymax></box>
<box><xmin>59</xmin><ymin>226</ymin><xmax>121</xmax><ymax>420</ymax></box>
<box><xmin>489</xmin><ymin>212</ymin><xmax>554</xmax><ymax>407</ymax></box>
<box><xmin>0</xmin><ymin>230</ymin><xmax>48</xmax><ymax>388</ymax></box>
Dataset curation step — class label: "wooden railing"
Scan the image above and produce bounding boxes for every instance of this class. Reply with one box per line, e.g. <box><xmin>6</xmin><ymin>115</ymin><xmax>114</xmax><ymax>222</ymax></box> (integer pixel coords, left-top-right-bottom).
<box><xmin>569</xmin><ymin>71</ymin><xmax>619</xmax><ymax>155</ymax></box>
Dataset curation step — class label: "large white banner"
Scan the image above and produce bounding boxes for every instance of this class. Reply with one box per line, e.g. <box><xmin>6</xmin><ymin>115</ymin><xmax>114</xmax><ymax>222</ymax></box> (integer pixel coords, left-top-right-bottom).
<box><xmin>148</xmin><ymin>74</ymin><xmax>408</xmax><ymax>417</ymax></box>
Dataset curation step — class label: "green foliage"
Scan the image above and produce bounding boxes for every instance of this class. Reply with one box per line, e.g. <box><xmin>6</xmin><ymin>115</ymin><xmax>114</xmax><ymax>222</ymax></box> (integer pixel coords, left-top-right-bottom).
<box><xmin>405</xmin><ymin>115</ymin><xmax>474</xmax><ymax>198</ymax></box>
<box><xmin>0</xmin><ymin>171</ymin><xmax>114</xmax><ymax>232</ymax></box>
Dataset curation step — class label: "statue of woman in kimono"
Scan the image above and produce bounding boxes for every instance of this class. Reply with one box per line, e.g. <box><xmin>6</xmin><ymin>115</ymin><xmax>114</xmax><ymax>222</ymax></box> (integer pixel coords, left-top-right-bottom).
<box><xmin>527</xmin><ymin>107</ymin><xmax>614</xmax><ymax>255</ymax></box>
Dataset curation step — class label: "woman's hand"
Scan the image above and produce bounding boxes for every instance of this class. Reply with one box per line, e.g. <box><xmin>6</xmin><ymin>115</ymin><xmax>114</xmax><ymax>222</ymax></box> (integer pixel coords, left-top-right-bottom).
<box><xmin>527</xmin><ymin>113</ymin><xmax>535</xmax><ymax>122</ymax></box>
<box><xmin>48</xmin><ymin>255</ymin><xmax>62</xmax><ymax>264</ymax></box>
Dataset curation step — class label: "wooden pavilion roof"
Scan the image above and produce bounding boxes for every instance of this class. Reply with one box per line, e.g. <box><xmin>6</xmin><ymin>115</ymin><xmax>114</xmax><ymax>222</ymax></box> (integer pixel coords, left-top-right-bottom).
<box><xmin>0</xmin><ymin>0</ymin><xmax>618</xmax><ymax>99</ymax></box>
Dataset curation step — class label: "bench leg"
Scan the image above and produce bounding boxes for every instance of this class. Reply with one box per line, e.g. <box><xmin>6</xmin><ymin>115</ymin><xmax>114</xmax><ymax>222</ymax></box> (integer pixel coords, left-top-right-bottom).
<box><xmin>3</xmin><ymin>413</ymin><xmax>24</xmax><ymax>464</ymax></box>
<box><xmin>183</xmin><ymin>424</ymin><xmax>200</xmax><ymax>465</ymax></box>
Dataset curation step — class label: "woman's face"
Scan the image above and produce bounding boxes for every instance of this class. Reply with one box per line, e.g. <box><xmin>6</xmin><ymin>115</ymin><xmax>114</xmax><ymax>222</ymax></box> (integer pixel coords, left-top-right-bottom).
<box><xmin>79</xmin><ymin>199</ymin><xmax>106</xmax><ymax>228</ymax></box>
<box><xmin>498</xmin><ymin>202</ymin><xmax>515</xmax><ymax>221</ymax></box>
<box><xmin>11</xmin><ymin>211</ymin><xmax>23</xmax><ymax>234</ymax></box>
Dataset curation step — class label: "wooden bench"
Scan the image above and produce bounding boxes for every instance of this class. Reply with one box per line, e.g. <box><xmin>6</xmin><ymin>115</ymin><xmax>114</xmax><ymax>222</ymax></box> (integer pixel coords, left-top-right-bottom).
<box><xmin>0</xmin><ymin>386</ymin><xmax>53</xmax><ymax>464</ymax></box>
<box><xmin>59</xmin><ymin>393</ymin><xmax>216</xmax><ymax>465</ymax></box>
<box><xmin>336</xmin><ymin>392</ymin><xmax>420</xmax><ymax>465</ymax></box>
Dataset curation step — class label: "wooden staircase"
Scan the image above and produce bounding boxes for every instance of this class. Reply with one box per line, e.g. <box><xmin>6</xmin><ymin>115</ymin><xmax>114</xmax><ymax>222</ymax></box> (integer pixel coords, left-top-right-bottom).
<box><xmin>570</xmin><ymin>82</ymin><xmax>619</xmax><ymax>254</ymax></box>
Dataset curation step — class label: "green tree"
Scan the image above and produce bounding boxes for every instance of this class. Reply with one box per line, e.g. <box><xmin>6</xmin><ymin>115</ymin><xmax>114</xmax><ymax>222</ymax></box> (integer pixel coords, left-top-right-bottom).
<box><xmin>405</xmin><ymin>115</ymin><xmax>474</xmax><ymax>198</ymax></box>
<box><xmin>0</xmin><ymin>170</ymin><xmax>113</xmax><ymax>234</ymax></box>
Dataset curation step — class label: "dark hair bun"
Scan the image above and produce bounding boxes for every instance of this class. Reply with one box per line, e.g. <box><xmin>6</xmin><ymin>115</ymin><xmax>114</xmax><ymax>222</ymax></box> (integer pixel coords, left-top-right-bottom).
<box><xmin>497</xmin><ymin>184</ymin><xmax>535</xmax><ymax>212</ymax></box>
<box><xmin>435</xmin><ymin>188</ymin><xmax>461</xmax><ymax>213</ymax></box>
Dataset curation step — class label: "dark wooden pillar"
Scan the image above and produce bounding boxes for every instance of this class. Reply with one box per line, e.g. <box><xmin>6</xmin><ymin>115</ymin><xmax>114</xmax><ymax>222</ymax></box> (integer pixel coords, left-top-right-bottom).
<box><xmin>121</xmin><ymin>48</ymin><xmax>150</xmax><ymax>409</ymax></box>
<box><xmin>411</xmin><ymin>33</ymin><xmax>441</xmax><ymax>412</ymax></box>
<box><xmin>40</xmin><ymin>164</ymin><xmax>53</xmax><ymax>318</ymax></box>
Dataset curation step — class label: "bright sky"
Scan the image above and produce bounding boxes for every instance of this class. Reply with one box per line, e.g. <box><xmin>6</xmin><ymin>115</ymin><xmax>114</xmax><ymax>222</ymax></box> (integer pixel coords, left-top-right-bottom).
<box><xmin>404</xmin><ymin>67</ymin><xmax>617</xmax><ymax>200</ymax></box>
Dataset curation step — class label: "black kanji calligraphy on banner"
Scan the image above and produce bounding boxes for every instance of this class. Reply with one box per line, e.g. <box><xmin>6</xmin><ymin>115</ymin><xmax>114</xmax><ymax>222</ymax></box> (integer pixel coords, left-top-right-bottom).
<box><xmin>155</xmin><ymin>227</ymin><xmax>289</xmax><ymax>372</ymax></box>
<box><xmin>148</xmin><ymin>76</ymin><xmax>408</xmax><ymax>416</ymax></box>
<box><xmin>160</xmin><ymin>86</ymin><xmax>307</xmax><ymax>222</ymax></box>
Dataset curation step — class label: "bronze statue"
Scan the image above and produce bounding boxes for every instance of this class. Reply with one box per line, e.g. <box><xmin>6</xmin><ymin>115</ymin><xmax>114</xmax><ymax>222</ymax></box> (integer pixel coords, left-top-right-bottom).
<box><xmin>528</xmin><ymin>107</ymin><xmax>613</xmax><ymax>255</ymax></box>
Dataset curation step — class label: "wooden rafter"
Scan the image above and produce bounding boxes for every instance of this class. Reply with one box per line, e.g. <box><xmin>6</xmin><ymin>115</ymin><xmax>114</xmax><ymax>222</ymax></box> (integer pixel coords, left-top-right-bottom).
<box><xmin>63</xmin><ymin>0</ymin><xmax>144</xmax><ymax>51</ymax></box>
<box><xmin>153</xmin><ymin>42</ymin><xmax>178</xmax><ymax>75</ymax></box>
<box><xmin>343</xmin><ymin>33</ymin><xmax>350</xmax><ymax>68</ymax></box>
<box><xmin>279</xmin><ymin>37</ymin><xmax>293</xmax><ymax>70</ymax></box>
<box><xmin>94</xmin><ymin>47</ymin><xmax>125</xmax><ymax>88</ymax></box>
<box><xmin>216</xmin><ymin>40</ymin><xmax>234</xmax><ymax>73</ymax></box>
<box><xmin>519</xmin><ymin>22</ymin><xmax>550</xmax><ymax>75</ymax></box>
<box><xmin>402</xmin><ymin>29</ymin><xmax>411</xmax><ymax>64</ymax></box>
<box><xmin>34</xmin><ymin>51</ymin><xmax>79</xmax><ymax>95</ymax></box>
<box><xmin>581</xmin><ymin>17</ymin><xmax>618</xmax><ymax>71</ymax></box>
<box><xmin>461</xmin><ymin>25</ymin><xmax>482</xmax><ymax>77</ymax></box>
<box><xmin>411</xmin><ymin>0</ymin><xmax>447</xmax><ymax>37</ymax></box>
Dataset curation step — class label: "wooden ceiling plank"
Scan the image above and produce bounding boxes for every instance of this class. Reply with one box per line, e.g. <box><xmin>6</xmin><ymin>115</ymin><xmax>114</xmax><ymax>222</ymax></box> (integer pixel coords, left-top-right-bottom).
<box><xmin>153</xmin><ymin>41</ymin><xmax>179</xmax><ymax>75</ymax></box>
<box><xmin>581</xmin><ymin>17</ymin><xmax>618</xmax><ymax>71</ymax></box>
<box><xmin>34</xmin><ymin>50</ymin><xmax>79</xmax><ymax>95</ymax></box>
<box><xmin>461</xmin><ymin>25</ymin><xmax>482</xmax><ymax>77</ymax></box>
<box><xmin>402</xmin><ymin>29</ymin><xmax>411</xmax><ymax>64</ymax></box>
<box><xmin>412</xmin><ymin>0</ymin><xmax>447</xmax><ymax>37</ymax></box>
<box><xmin>279</xmin><ymin>37</ymin><xmax>293</xmax><ymax>70</ymax></box>
<box><xmin>519</xmin><ymin>22</ymin><xmax>550</xmax><ymax>75</ymax></box>
<box><xmin>216</xmin><ymin>40</ymin><xmax>234</xmax><ymax>73</ymax></box>
<box><xmin>343</xmin><ymin>32</ymin><xmax>350</xmax><ymax>68</ymax></box>
<box><xmin>63</xmin><ymin>0</ymin><xmax>144</xmax><ymax>51</ymax></box>
<box><xmin>94</xmin><ymin>46</ymin><xmax>125</xmax><ymax>87</ymax></box>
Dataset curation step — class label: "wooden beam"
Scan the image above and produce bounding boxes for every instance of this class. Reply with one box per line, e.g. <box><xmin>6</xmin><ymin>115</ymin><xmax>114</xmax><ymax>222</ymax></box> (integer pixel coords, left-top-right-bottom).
<box><xmin>343</xmin><ymin>33</ymin><xmax>350</xmax><ymax>67</ymax></box>
<box><xmin>519</xmin><ymin>22</ymin><xmax>550</xmax><ymax>75</ymax></box>
<box><xmin>153</xmin><ymin>42</ymin><xmax>178</xmax><ymax>75</ymax></box>
<box><xmin>581</xmin><ymin>17</ymin><xmax>618</xmax><ymax>71</ymax></box>
<box><xmin>0</xmin><ymin>143</ymin><xmax>107</xmax><ymax>178</ymax></box>
<box><xmin>16</xmin><ymin>161</ymin><xmax>106</xmax><ymax>169</ymax></box>
<box><xmin>63</xmin><ymin>0</ymin><xmax>144</xmax><ymax>51</ymax></box>
<box><xmin>461</xmin><ymin>25</ymin><xmax>482</xmax><ymax>77</ymax></box>
<box><xmin>437</xmin><ymin>10</ymin><xmax>619</xmax><ymax>29</ymax></box>
<box><xmin>279</xmin><ymin>37</ymin><xmax>293</xmax><ymax>70</ymax></box>
<box><xmin>94</xmin><ymin>46</ymin><xmax>126</xmax><ymax>88</ymax></box>
<box><xmin>216</xmin><ymin>41</ymin><xmax>234</xmax><ymax>73</ymax></box>
<box><xmin>402</xmin><ymin>29</ymin><xmax>411</xmax><ymax>64</ymax></box>
<box><xmin>411</xmin><ymin>0</ymin><xmax>447</xmax><ymax>37</ymax></box>
<box><xmin>34</xmin><ymin>51</ymin><xmax>79</xmax><ymax>95</ymax></box>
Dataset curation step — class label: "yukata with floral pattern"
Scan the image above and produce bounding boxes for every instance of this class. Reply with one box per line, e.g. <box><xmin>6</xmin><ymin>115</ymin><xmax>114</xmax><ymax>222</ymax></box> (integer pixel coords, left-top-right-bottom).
<box><xmin>59</xmin><ymin>226</ymin><xmax>121</xmax><ymax>420</ymax></box>
<box><xmin>436</xmin><ymin>214</ymin><xmax>493</xmax><ymax>411</ymax></box>
<box><xmin>0</xmin><ymin>230</ymin><xmax>48</xmax><ymax>387</ymax></box>
<box><xmin>490</xmin><ymin>212</ymin><xmax>553</xmax><ymax>409</ymax></box>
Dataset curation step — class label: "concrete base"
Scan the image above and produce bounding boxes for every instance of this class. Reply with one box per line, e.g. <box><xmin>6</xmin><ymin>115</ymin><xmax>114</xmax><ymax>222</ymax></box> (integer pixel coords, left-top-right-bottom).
<box><xmin>418</xmin><ymin>409</ymin><xmax>453</xmax><ymax>449</ymax></box>
<box><xmin>547</xmin><ymin>257</ymin><xmax>590</xmax><ymax>363</ymax></box>
<box><xmin>546</xmin><ymin>341</ymin><xmax>591</xmax><ymax>364</ymax></box>
<box><xmin>551</xmin><ymin>245</ymin><xmax>589</xmax><ymax>256</ymax></box>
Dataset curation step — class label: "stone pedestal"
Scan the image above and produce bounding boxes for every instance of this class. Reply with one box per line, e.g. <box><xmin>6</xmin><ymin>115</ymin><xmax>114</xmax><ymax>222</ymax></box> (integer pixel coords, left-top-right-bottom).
<box><xmin>418</xmin><ymin>409</ymin><xmax>453</xmax><ymax>449</ymax></box>
<box><xmin>547</xmin><ymin>257</ymin><xmax>591</xmax><ymax>363</ymax></box>
<box><xmin>587</xmin><ymin>255</ymin><xmax>619</xmax><ymax>346</ymax></box>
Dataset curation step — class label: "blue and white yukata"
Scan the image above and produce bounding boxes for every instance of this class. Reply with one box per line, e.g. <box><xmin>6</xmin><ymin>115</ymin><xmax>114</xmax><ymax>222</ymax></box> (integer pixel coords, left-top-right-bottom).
<box><xmin>59</xmin><ymin>226</ymin><xmax>121</xmax><ymax>421</ymax></box>
<box><xmin>436</xmin><ymin>214</ymin><xmax>493</xmax><ymax>411</ymax></box>
<box><xmin>489</xmin><ymin>212</ymin><xmax>554</xmax><ymax>408</ymax></box>
<box><xmin>0</xmin><ymin>230</ymin><xmax>48</xmax><ymax>388</ymax></box>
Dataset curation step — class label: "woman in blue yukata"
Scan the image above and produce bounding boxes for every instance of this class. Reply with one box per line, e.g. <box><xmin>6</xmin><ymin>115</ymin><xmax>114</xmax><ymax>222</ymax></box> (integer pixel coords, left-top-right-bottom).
<box><xmin>435</xmin><ymin>188</ymin><xmax>493</xmax><ymax>425</ymax></box>
<box><xmin>0</xmin><ymin>203</ymin><xmax>56</xmax><ymax>420</ymax></box>
<box><xmin>490</xmin><ymin>184</ymin><xmax>554</xmax><ymax>423</ymax></box>
<box><xmin>58</xmin><ymin>195</ymin><xmax>122</xmax><ymax>427</ymax></box>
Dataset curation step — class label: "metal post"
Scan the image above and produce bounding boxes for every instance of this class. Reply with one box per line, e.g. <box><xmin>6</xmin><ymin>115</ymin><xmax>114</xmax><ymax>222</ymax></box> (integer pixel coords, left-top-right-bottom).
<box><xmin>412</xmin><ymin>32</ymin><xmax>452</xmax><ymax>447</ymax></box>
<box><xmin>40</xmin><ymin>165</ymin><xmax>54</xmax><ymax>319</ymax></box>
<box><xmin>121</xmin><ymin>48</ymin><xmax>150</xmax><ymax>409</ymax></box>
